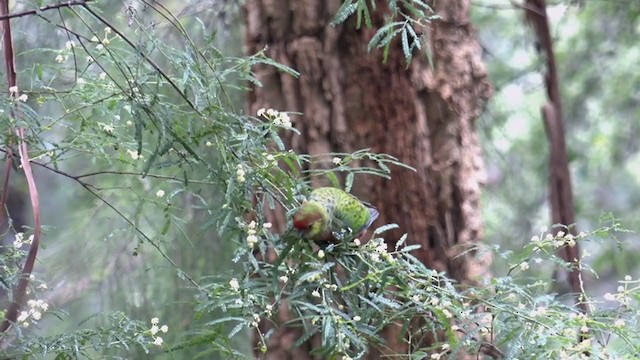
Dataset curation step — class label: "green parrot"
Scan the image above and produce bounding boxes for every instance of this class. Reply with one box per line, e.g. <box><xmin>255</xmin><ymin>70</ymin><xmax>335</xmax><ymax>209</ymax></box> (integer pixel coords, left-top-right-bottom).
<box><xmin>292</xmin><ymin>187</ymin><xmax>379</xmax><ymax>244</ymax></box>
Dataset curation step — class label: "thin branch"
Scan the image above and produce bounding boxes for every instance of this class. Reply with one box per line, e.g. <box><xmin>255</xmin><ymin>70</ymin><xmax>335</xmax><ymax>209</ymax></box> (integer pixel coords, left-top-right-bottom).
<box><xmin>0</xmin><ymin>0</ymin><xmax>93</xmax><ymax>21</ymax></box>
<box><xmin>0</xmin><ymin>0</ymin><xmax>43</xmax><ymax>335</ymax></box>
<box><xmin>0</xmin><ymin>129</ymin><xmax>42</xmax><ymax>334</ymax></box>
<box><xmin>0</xmin><ymin>150</ymin><xmax>205</xmax><ymax>291</ymax></box>
<box><xmin>79</xmin><ymin>4</ymin><xmax>198</xmax><ymax>113</ymax></box>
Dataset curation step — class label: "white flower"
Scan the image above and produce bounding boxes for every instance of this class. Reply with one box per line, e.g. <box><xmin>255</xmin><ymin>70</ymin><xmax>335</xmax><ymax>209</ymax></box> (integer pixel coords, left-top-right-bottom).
<box><xmin>37</xmin><ymin>283</ymin><xmax>48</xmax><ymax>290</ymax></box>
<box><xmin>205</xmin><ymin>141</ymin><xmax>212</xmax><ymax>147</ymax></box>
<box><xmin>229</xmin><ymin>278</ymin><xmax>240</xmax><ymax>292</ymax></box>
<box><xmin>31</xmin><ymin>311</ymin><xmax>42</xmax><ymax>320</ymax></box>
<box><xmin>99</xmin><ymin>72</ymin><xmax>107</xmax><ymax>80</ymax></box>
<box><xmin>236</xmin><ymin>164</ymin><xmax>246</xmax><ymax>183</ymax></box>
<box><xmin>617</xmin><ymin>286</ymin><xmax>625</xmax><ymax>293</ymax></box>
<box><xmin>430</xmin><ymin>353</ymin><xmax>442</xmax><ymax>359</ymax></box>
<box><xmin>65</xmin><ymin>40</ymin><xmax>75</xmax><ymax>50</ymax></box>
<box><xmin>604</xmin><ymin>293</ymin><xmax>615</xmax><ymax>301</ymax></box>
<box><xmin>332</xmin><ymin>157</ymin><xmax>341</xmax><ymax>165</ymax></box>
<box><xmin>17</xmin><ymin>311</ymin><xmax>29</xmax><ymax>323</ymax></box>
<box><xmin>151</xmin><ymin>317</ymin><xmax>159</xmax><ymax>325</ymax></box>
<box><xmin>155</xmin><ymin>190</ymin><xmax>165</xmax><ymax>197</ymax></box>
<box><xmin>150</xmin><ymin>325</ymin><xmax>159</xmax><ymax>335</ymax></box>
<box><xmin>77</xmin><ymin>77</ymin><xmax>86</xmax><ymax>85</ymax></box>
<box><xmin>279</xmin><ymin>275</ymin><xmax>289</xmax><ymax>283</ymax></box>
<box><xmin>614</xmin><ymin>319</ymin><xmax>625</xmax><ymax>327</ymax></box>
<box><xmin>126</xmin><ymin>149</ymin><xmax>142</xmax><ymax>160</ymax></box>
<box><xmin>9</xmin><ymin>86</ymin><xmax>18</xmax><ymax>94</ymax></box>
<box><xmin>317</xmin><ymin>250</ymin><xmax>325</xmax><ymax>259</ymax></box>
<box><xmin>257</xmin><ymin>108</ymin><xmax>266</xmax><ymax>117</ymax></box>
<box><xmin>96</xmin><ymin>44</ymin><xmax>104</xmax><ymax>51</ymax></box>
<box><xmin>580</xmin><ymin>325</ymin><xmax>589</xmax><ymax>333</ymax></box>
<box><xmin>86</xmin><ymin>56</ymin><xmax>94</xmax><ymax>63</ymax></box>
<box><xmin>234</xmin><ymin>299</ymin><xmax>243</xmax><ymax>305</ymax></box>
<box><xmin>519</xmin><ymin>262</ymin><xmax>529</xmax><ymax>271</ymax></box>
<box><xmin>624</xmin><ymin>275</ymin><xmax>632</xmax><ymax>281</ymax></box>
<box><xmin>104</xmin><ymin>27</ymin><xmax>112</xmax><ymax>34</ymax></box>
<box><xmin>311</xmin><ymin>290</ymin><xmax>320</xmax><ymax>298</ymax></box>
<box><xmin>531</xmin><ymin>235</ymin><xmax>540</xmax><ymax>242</ymax></box>
<box><xmin>102</xmin><ymin>124</ymin><xmax>114</xmax><ymax>133</ymax></box>
<box><xmin>247</xmin><ymin>234</ymin><xmax>259</xmax><ymax>248</ymax></box>
<box><xmin>263</xmin><ymin>222</ymin><xmax>272</xmax><ymax>229</ymax></box>
<box><xmin>266</xmin><ymin>154</ymin><xmax>275</xmax><ymax>161</ymax></box>
<box><xmin>17</xmin><ymin>94</ymin><xmax>28</xmax><ymax>102</ymax></box>
<box><xmin>153</xmin><ymin>336</ymin><xmax>163</xmax><ymax>346</ymax></box>
<box><xmin>266</xmin><ymin>108</ymin><xmax>278</xmax><ymax>117</ymax></box>
<box><xmin>55</xmin><ymin>54</ymin><xmax>66</xmax><ymax>63</ymax></box>
<box><xmin>441</xmin><ymin>343</ymin><xmax>450</xmax><ymax>351</ymax></box>
<box><xmin>353</xmin><ymin>316</ymin><xmax>361</xmax><ymax>322</ymax></box>
<box><xmin>353</xmin><ymin>238</ymin><xmax>361</xmax><ymax>246</ymax></box>
<box><xmin>91</xmin><ymin>36</ymin><xmax>99</xmax><ymax>42</ymax></box>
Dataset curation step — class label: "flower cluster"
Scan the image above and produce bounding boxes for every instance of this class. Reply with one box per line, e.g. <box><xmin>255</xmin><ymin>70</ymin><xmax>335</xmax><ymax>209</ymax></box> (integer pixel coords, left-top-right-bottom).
<box><xmin>245</xmin><ymin>220</ymin><xmax>271</xmax><ymax>249</ymax></box>
<box><xmin>8</xmin><ymin>86</ymin><xmax>28</xmax><ymax>102</ymax></box>
<box><xmin>366</xmin><ymin>238</ymin><xmax>393</xmax><ymax>263</ymax></box>
<box><xmin>429</xmin><ymin>343</ymin><xmax>451</xmax><ymax>359</ymax></box>
<box><xmin>91</xmin><ymin>27</ymin><xmax>115</xmax><ymax>51</ymax></box>
<box><xmin>126</xmin><ymin>149</ymin><xmax>143</xmax><ymax>160</ymax></box>
<box><xmin>530</xmin><ymin>227</ymin><xmax>586</xmax><ymax>249</ymax></box>
<box><xmin>17</xmin><ymin>298</ymin><xmax>49</xmax><ymax>327</ymax></box>
<box><xmin>99</xmin><ymin>122</ymin><xmax>114</xmax><ymax>134</ymax></box>
<box><xmin>13</xmin><ymin>232</ymin><xmax>34</xmax><ymax>249</ymax></box>
<box><xmin>149</xmin><ymin>317</ymin><xmax>169</xmax><ymax>346</ymax></box>
<box><xmin>236</xmin><ymin>164</ymin><xmax>246</xmax><ymax>183</ymax></box>
<box><xmin>257</xmin><ymin>108</ymin><xmax>292</xmax><ymax>128</ymax></box>
<box><xmin>603</xmin><ymin>275</ymin><xmax>634</xmax><ymax>306</ymax></box>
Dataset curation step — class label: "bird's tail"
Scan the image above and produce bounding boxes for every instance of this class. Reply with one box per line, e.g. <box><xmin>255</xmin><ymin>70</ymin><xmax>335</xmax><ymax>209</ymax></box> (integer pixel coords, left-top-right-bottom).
<box><xmin>365</xmin><ymin>207</ymin><xmax>379</xmax><ymax>229</ymax></box>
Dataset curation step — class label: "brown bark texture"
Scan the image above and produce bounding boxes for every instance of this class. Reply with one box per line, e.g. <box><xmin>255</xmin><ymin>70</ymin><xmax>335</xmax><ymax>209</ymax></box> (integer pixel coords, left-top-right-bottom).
<box><xmin>245</xmin><ymin>0</ymin><xmax>492</xmax><ymax>358</ymax></box>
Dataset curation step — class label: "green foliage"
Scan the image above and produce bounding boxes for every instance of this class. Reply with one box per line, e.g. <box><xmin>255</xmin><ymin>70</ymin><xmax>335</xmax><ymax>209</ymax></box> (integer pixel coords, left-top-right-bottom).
<box><xmin>198</xmin><ymin>216</ymin><xmax>640</xmax><ymax>359</ymax></box>
<box><xmin>331</xmin><ymin>0</ymin><xmax>439</xmax><ymax>63</ymax></box>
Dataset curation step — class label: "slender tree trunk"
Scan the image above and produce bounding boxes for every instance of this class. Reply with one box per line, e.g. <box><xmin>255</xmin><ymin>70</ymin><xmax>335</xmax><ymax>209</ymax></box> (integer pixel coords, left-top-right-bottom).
<box><xmin>245</xmin><ymin>0</ymin><xmax>492</xmax><ymax>358</ymax></box>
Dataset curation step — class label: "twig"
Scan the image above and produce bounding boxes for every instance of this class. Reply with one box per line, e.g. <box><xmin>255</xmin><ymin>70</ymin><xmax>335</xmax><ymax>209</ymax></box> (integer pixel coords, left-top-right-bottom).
<box><xmin>0</xmin><ymin>0</ymin><xmax>92</xmax><ymax>21</ymax></box>
<box><xmin>0</xmin><ymin>0</ymin><xmax>43</xmax><ymax>335</ymax></box>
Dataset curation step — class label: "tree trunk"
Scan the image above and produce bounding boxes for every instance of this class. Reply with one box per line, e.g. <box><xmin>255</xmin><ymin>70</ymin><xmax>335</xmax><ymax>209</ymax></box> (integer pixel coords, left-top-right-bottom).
<box><xmin>245</xmin><ymin>0</ymin><xmax>492</xmax><ymax>358</ymax></box>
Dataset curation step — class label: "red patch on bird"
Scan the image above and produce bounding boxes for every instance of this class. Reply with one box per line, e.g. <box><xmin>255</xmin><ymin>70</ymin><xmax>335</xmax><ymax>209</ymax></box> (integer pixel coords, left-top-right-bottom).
<box><xmin>293</xmin><ymin>218</ymin><xmax>307</xmax><ymax>230</ymax></box>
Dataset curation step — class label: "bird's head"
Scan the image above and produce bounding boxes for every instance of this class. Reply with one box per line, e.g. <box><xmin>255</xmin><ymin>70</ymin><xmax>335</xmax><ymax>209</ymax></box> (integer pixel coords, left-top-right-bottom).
<box><xmin>292</xmin><ymin>201</ymin><xmax>327</xmax><ymax>239</ymax></box>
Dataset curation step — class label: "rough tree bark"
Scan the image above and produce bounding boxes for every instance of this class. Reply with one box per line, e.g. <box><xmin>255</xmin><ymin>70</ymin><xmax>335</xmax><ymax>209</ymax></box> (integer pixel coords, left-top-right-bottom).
<box><xmin>245</xmin><ymin>0</ymin><xmax>492</xmax><ymax>358</ymax></box>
